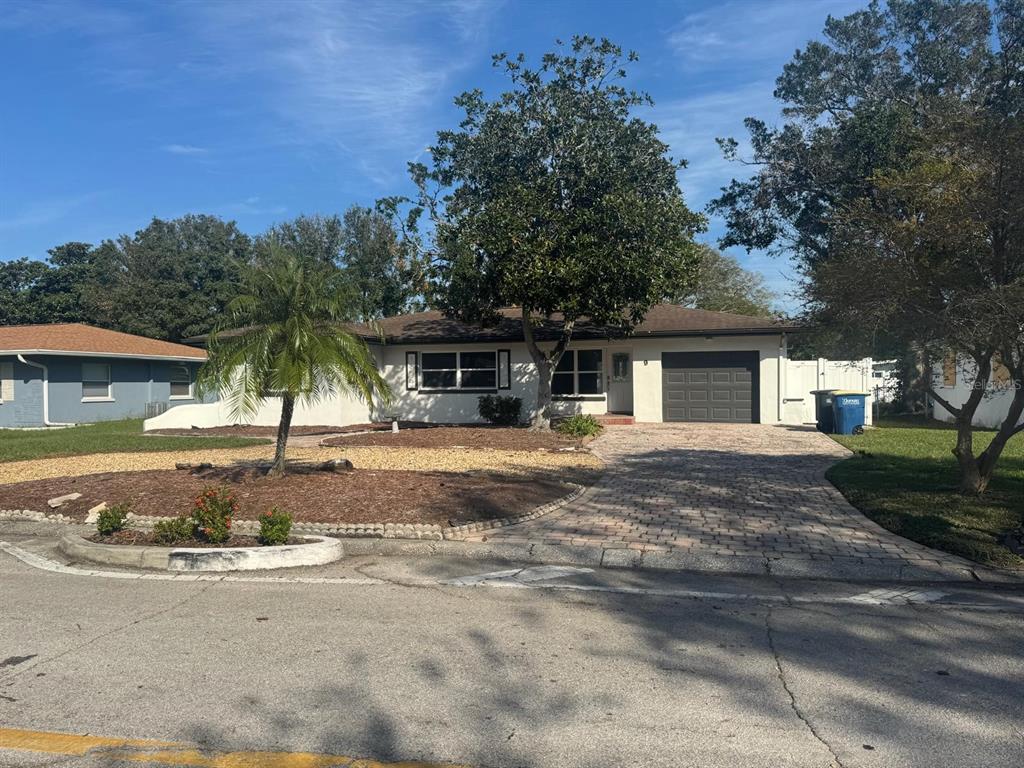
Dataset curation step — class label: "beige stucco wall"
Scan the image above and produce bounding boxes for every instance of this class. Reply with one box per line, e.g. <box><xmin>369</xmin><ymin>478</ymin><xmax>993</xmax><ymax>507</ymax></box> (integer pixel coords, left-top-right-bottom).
<box><xmin>145</xmin><ymin>333</ymin><xmax>788</xmax><ymax>429</ymax></box>
<box><xmin>378</xmin><ymin>333</ymin><xmax>786</xmax><ymax>425</ymax></box>
<box><xmin>629</xmin><ymin>335</ymin><xmax>785</xmax><ymax>424</ymax></box>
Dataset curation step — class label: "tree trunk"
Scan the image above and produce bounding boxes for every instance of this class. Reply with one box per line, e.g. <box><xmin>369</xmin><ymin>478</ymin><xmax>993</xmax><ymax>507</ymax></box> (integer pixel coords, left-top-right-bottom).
<box><xmin>974</xmin><ymin>382</ymin><xmax>1024</xmax><ymax>495</ymax></box>
<box><xmin>531</xmin><ymin>357</ymin><xmax>553</xmax><ymax>430</ymax></box>
<box><xmin>521</xmin><ymin>308</ymin><xmax>573</xmax><ymax>431</ymax></box>
<box><xmin>953</xmin><ymin>416</ymin><xmax>984</xmax><ymax>494</ymax></box>
<box><xmin>928</xmin><ymin>350</ymin><xmax>993</xmax><ymax>495</ymax></box>
<box><xmin>270</xmin><ymin>393</ymin><xmax>295</xmax><ymax>476</ymax></box>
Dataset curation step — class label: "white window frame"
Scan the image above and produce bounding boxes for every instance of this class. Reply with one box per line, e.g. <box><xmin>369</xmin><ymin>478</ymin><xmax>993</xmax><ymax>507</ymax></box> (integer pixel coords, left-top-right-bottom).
<box><xmin>552</xmin><ymin>349</ymin><xmax>604</xmax><ymax>397</ymax></box>
<box><xmin>0</xmin><ymin>361</ymin><xmax>13</xmax><ymax>403</ymax></box>
<box><xmin>81</xmin><ymin>363</ymin><xmax>113</xmax><ymax>402</ymax></box>
<box><xmin>169</xmin><ymin>364</ymin><xmax>193</xmax><ymax>400</ymax></box>
<box><xmin>419</xmin><ymin>350</ymin><xmax>498</xmax><ymax>392</ymax></box>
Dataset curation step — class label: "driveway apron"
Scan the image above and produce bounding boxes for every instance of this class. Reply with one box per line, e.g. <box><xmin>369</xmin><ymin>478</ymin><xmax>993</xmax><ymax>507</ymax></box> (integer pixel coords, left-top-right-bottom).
<box><xmin>467</xmin><ymin>424</ymin><xmax>979</xmax><ymax>579</ymax></box>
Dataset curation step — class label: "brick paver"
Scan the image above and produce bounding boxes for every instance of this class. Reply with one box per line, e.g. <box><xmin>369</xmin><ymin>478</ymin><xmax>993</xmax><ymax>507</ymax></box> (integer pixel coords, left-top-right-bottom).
<box><xmin>467</xmin><ymin>424</ymin><xmax>971</xmax><ymax>575</ymax></box>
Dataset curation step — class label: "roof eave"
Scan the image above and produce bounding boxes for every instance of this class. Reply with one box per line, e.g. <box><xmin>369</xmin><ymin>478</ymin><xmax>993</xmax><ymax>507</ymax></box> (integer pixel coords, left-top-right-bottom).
<box><xmin>372</xmin><ymin>326</ymin><xmax>800</xmax><ymax>345</ymax></box>
<box><xmin>3</xmin><ymin>349</ymin><xmax>206</xmax><ymax>362</ymax></box>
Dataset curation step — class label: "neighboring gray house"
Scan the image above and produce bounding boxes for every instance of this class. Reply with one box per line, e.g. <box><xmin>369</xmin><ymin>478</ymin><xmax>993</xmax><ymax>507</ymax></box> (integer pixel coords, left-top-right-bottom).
<box><xmin>0</xmin><ymin>323</ymin><xmax>207</xmax><ymax>428</ymax></box>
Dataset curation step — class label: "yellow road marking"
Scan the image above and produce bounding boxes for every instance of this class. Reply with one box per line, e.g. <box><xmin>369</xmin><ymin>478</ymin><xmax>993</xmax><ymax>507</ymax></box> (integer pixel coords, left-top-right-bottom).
<box><xmin>0</xmin><ymin>727</ymin><xmax>467</xmax><ymax>768</ymax></box>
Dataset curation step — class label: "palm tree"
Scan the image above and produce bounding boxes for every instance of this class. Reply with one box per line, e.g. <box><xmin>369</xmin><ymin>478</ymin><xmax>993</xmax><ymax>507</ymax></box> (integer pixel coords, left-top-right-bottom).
<box><xmin>198</xmin><ymin>245</ymin><xmax>391</xmax><ymax>476</ymax></box>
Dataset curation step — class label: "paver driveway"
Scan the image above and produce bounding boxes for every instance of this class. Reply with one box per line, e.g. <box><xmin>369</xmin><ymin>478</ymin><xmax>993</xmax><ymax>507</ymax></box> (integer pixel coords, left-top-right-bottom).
<box><xmin>468</xmin><ymin>424</ymin><xmax>977</xmax><ymax>579</ymax></box>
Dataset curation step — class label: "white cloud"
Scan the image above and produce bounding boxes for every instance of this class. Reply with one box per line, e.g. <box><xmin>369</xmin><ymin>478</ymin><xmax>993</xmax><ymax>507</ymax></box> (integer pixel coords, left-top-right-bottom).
<box><xmin>668</xmin><ymin>0</ymin><xmax>862</xmax><ymax>69</ymax></box>
<box><xmin>174</xmin><ymin>0</ymin><xmax>500</xmax><ymax>161</ymax></box>
<box><xmin>162</xmin><ymin>144</ymin><xmax>208</xmax><ymax>156</ymax></box>
<box><xmin>0</xmin><ymin>193</ymin><xmax>101</xmax><ymax>231</ymax></box>
<box><xmin>218</xmin><ymin>197</ymin><xmax>287</xmax><ymax>217</ymax></box>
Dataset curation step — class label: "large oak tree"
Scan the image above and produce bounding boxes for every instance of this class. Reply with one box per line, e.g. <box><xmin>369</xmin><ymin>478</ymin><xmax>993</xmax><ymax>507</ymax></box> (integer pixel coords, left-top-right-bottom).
<box><xmin>413</xmin><ymin>36</ymin><xmax>704</xmax><ymax>428</ymax></box>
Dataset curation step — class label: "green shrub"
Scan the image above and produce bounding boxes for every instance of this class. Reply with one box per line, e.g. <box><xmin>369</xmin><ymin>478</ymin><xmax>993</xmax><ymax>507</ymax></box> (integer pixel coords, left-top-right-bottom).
<box><xmin>96</xmin><ymin>502</ymin><xmax>132</xmax><ymax>536</ymax></box>
<box><xmin>556</xmin><ymin>414</ymin><xmax>603</xmax><ymax>438</ymax></box>
<box><xmin>478</xmin><ymin>394</ymin><xmax>523</xmax><ymax>426</ymax></box>
<box><xmin>152</xmin><ymin>515</ymin><xmax>195</xmax><ymax>545</ymax></box>
<box><xmin>191</xmin><ymin>486</ymin><xmax>237</xmax><ymax>544</ymax></box>
<box><xmin>258</xmin><ymin>507</ymin><xmax>293</xmax><ymax>546</ymax></box>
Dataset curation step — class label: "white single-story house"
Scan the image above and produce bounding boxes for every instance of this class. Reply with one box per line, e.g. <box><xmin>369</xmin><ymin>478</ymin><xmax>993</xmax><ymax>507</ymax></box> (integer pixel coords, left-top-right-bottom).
<box><xmin>0</xmin><ymin>324</ymin><xmax>208</xmax><ymax>428</ymax></box>
<box><xmin>930</xmin><ymin>354</ymin><xmax>1023</xmax><ymax>430</ymax></box>
<box><xmin>146</xmin><ymin>305</ymin><xmax>801</xmax><ymax>430</ymax></box>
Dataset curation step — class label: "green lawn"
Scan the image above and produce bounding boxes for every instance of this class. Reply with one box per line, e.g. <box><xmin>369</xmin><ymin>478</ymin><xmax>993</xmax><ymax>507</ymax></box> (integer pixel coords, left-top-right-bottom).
<box><xmin>0</xmin><ymin>419</ymin><xmax>267</xmax><ymax>463</ymax></box>
<box><xmin>828</xmin><ymin>416</ymin><xmax>1024</xmax><ymax>569</ymax></box>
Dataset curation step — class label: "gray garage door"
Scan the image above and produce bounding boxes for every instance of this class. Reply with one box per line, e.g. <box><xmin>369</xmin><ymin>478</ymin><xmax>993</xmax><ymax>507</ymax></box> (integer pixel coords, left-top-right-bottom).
<box><xmin>662</xmin><ymin>351</ymin><xmax>758</xmax><ymax>423</ymax></box>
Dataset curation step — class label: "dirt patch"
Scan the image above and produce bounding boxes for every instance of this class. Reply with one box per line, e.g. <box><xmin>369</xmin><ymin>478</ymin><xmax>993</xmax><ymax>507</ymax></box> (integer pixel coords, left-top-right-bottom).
<box><xmin>0</xmin><ymin>466</ymin><xmax>578</xmax><ymax>526</ymax></box>
<box><xmin>322</xmin><ymin>426</ymin><xmax>587</xmax><ymax>451</ymax></box>
<box><xmin>0</xmin><ymin>443</ymin><xmax>600</xmax><ymax>486</ymax></box>
<box><xmin>87</xmin><ymin>530</ymin><xmax>306</xmax><ymax>548</ymax></box>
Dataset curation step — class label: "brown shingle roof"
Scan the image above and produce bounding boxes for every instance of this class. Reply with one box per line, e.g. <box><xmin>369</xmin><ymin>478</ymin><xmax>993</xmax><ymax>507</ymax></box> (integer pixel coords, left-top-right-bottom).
<box><xmin>0</xmin><ymin>324</ymin><xmax>206</xmax><ymax>360</ymax></box>
<box><xmin>355</xmin><ymin>304</ymin><xmax>795</xmax><ymax>344</ymax></box>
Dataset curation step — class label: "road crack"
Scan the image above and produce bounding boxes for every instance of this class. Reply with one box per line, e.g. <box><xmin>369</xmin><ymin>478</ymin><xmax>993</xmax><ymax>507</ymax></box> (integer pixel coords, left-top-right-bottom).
<box><xmin>0</xmin><ymin>578</ymin><xmax>222</xmax><ymax>684</ymax></box>
<box><xmin>764</xmin><ymin>606</ymin><xmax>845</xmax><ymax>768</ymax></box>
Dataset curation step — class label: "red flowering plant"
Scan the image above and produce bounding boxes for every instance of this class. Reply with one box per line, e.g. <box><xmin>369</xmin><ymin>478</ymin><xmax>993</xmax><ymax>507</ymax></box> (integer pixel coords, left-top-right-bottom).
<box><xmin>191</xmin><ymin>486</ymin><xmax>238</xmax><ymax>544</ymax></box>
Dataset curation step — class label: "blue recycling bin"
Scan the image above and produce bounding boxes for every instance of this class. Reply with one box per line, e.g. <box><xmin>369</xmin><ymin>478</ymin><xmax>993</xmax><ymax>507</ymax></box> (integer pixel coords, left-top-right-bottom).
<box><xmin>832</xmin><ymin>392</ymin><xmax>868</xmax><ymax>435</ymax></box>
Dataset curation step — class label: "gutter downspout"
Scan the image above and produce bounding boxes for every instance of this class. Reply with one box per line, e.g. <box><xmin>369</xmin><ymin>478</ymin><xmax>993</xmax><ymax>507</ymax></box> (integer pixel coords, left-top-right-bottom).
<box><xmin>17</xmin><ymin>355</ymin><xmax>75</xmax><ymax>427</ymax></box>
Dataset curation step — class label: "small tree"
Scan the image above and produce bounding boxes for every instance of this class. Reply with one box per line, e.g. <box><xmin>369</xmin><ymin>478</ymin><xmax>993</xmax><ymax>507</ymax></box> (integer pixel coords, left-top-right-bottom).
<box><xmin>414</xmin><ymin>36</ymin><xmax>704</xmax><ymax>429</ymax></box>
<box><xmin>197</xmin><ymin>244</ymin><xmax>391</xmax><ymax>475</ymax></box>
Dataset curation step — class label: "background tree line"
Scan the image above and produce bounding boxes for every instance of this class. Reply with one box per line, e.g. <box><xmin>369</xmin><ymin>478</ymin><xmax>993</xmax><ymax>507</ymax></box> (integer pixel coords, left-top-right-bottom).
<box><xmin>0</xmin><ymin>203</ymin><xmax>430</xmax><ymax>342</ymax></box>
<box><xmin>1</xmin><ymin>209</ymin><xmax>774</xmax><ymax>344</ymax></box>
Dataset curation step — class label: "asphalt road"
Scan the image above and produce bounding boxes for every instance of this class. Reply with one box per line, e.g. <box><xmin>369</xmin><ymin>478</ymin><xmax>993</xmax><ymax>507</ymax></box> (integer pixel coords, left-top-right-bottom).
<box><xmin>1</xmin><ymin>525</ymin><xmax>1023</xmax><ymax>768</ymax></box>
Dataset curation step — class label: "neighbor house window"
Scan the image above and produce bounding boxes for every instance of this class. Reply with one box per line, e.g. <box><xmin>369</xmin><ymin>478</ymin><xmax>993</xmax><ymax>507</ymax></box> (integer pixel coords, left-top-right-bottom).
<box><xmin>553</xmin><ymin>350</ymin><xmax>603</xmax><ymax>396</ymax></box>
<box><xmin>942</xmin><ymin>352</ymin><xmax>957</xmax><ymax>387</ymax></box>
<box><xmin>82</xmin><ymin>363</ymin><xmax>112</xmax><ymax>400</ymax></box>
<box><xmin>169</xmin><ymin>365</ymin><xmax>192</xmax><ymax>399</ymax></box>
<box><xmin>0</xmin><ymin>362</ymin><xmax>13</xmax><ymax>403</ymax></box>
<box><xmin>419</xmin><ymin>351</ymin><xmax>497</xmax><ymax>391</ymax></box>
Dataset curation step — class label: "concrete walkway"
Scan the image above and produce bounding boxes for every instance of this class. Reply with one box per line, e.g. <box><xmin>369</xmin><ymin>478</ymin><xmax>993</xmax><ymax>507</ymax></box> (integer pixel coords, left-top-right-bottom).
<box><xmin>466</xmin><ymin>424</ymin><xmax>980</xmax><ymax>580</ymax></box>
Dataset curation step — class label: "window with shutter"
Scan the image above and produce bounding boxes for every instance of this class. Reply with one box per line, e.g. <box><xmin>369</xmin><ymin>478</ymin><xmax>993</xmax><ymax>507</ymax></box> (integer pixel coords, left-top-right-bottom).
<box><xmin>992</xmin><ymin>354</ymin><xmax>1012</xmax><ymax>385</ymax></box>
<box><xmin>942</xmin><ymin>353</ymin><xmax>956</xmax><ymax>387</ymax></box>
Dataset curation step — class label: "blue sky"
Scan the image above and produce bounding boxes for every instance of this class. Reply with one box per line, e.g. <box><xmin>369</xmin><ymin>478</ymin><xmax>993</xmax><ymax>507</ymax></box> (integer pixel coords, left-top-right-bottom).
<box><xmin>0</xmin><ymin>0</ymin><xmax>861</xmax><ymax>307</ymax></box>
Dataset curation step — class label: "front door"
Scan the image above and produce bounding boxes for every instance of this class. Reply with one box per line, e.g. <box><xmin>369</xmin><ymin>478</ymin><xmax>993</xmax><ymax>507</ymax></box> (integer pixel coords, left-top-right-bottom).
<box><xmin>608</xmin><ymin>351</ymin><xmax>633</xmax><ymax>414</ymax></box>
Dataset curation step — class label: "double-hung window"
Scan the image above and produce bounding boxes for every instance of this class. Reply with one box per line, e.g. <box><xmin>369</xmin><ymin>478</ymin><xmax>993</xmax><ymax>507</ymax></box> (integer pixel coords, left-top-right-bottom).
<box><xmin>169</xmin><ymin>365</ymin><xmax>193</xmax><ymax>399</ymax></box>
<box><xmin>82</xmin><ymin>363</ymin><xmax>112</xmax><ymax>401</ymax></box>
<box><xmin>552</xmin><ymin>350</ymin><xmax>603</xmax><ymax>396</ymax></box>
<box><xmin>419</xmin><ymin>351</ymin><xmax>497</xmax><ymax>391</ymax></box>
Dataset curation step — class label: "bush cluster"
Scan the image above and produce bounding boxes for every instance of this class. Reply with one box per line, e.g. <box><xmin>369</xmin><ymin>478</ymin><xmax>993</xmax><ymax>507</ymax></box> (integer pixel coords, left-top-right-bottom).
<box><xmin>258</xmin><ymin>507</ymin><xmax>293</xmax><ymax>545</ymax></box>
<box><xmin>153</xmin><ymin>515</ymin><xmax>195</xmax><ymax>544</ymax></box>
<box><xmin>556</xmin><ymin>414</ymin><xmax>603</xmax><ymax>438</ymax></box>
<box><xmin>191</xmin><ymin>487</ymin><xmax>238</xmax><ymax>544</ymax></box>
<box><xmin>478</xmin><ymin>394</ymin><xmax>523</xmax><ymax>425</ymax></box>
<box><xmin>96</xmin><ymin>502</ymin><xmax>131</xmax><ymax>536</ymax></box>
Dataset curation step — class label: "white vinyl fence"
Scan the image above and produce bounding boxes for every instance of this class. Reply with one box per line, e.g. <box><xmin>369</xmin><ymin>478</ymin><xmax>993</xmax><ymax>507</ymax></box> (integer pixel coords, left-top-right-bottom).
<box><xmin>781</xmin><ymin>358</ymin><xmax>877</xmax><ymax>426</ymax></box>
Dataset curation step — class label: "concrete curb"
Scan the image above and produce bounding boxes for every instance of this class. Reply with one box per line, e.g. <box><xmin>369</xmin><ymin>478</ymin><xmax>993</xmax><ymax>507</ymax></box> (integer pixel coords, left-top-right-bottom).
<box><xmin>334</xmin><ymin>536</ymin><xmax>1020</xmax><ymax>583</ymax></box>
<box><xmin>58</xmin><ymin>532</ymin><xmax>343</xmax><ymax>572</ymax></box>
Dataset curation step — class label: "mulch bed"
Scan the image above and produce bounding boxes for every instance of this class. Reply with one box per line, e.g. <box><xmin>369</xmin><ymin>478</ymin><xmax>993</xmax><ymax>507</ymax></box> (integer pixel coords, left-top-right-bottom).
<box><xmin>87</xmin><ymin>531</ymin><xmax>306</xmax><ymax>548</ymax></box>
<box><xmin>321</xmin><ymin>426</ymin><xmax>587</xmax><ymax>451</ymax></box>
<box><xmin>0</xmin><ymin>464</ymin><xmax>574</xmax><ymax>526</ymax></box>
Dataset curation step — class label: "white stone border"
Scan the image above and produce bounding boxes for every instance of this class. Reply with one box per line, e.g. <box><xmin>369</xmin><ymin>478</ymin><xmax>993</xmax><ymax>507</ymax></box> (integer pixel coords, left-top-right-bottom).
<box><xmin>0</xmin><ymin>481</ymin><xmax>585</xmax><ymax>542</ymax></box>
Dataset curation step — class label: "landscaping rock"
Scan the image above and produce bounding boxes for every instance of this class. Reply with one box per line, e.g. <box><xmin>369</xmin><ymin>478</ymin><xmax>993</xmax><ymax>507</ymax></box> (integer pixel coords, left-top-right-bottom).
<box><xmin>47</xmin><ymin>492</ymin><xmax>82</xmax><ymax>509</ymax></box>
<box><xmin>315</xmin><ymin>458</ymin><xmax>354</xmax><ymax>473</ymax></box>
<box><xmin>175</xmin><ymin>462</ymin><xmax>213</xmax><ymax>471</ymax></box>
<box><xmin>85</xmin><ymin>502</ymin><xmax>108</xmax><ymax>524</ymax></box>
